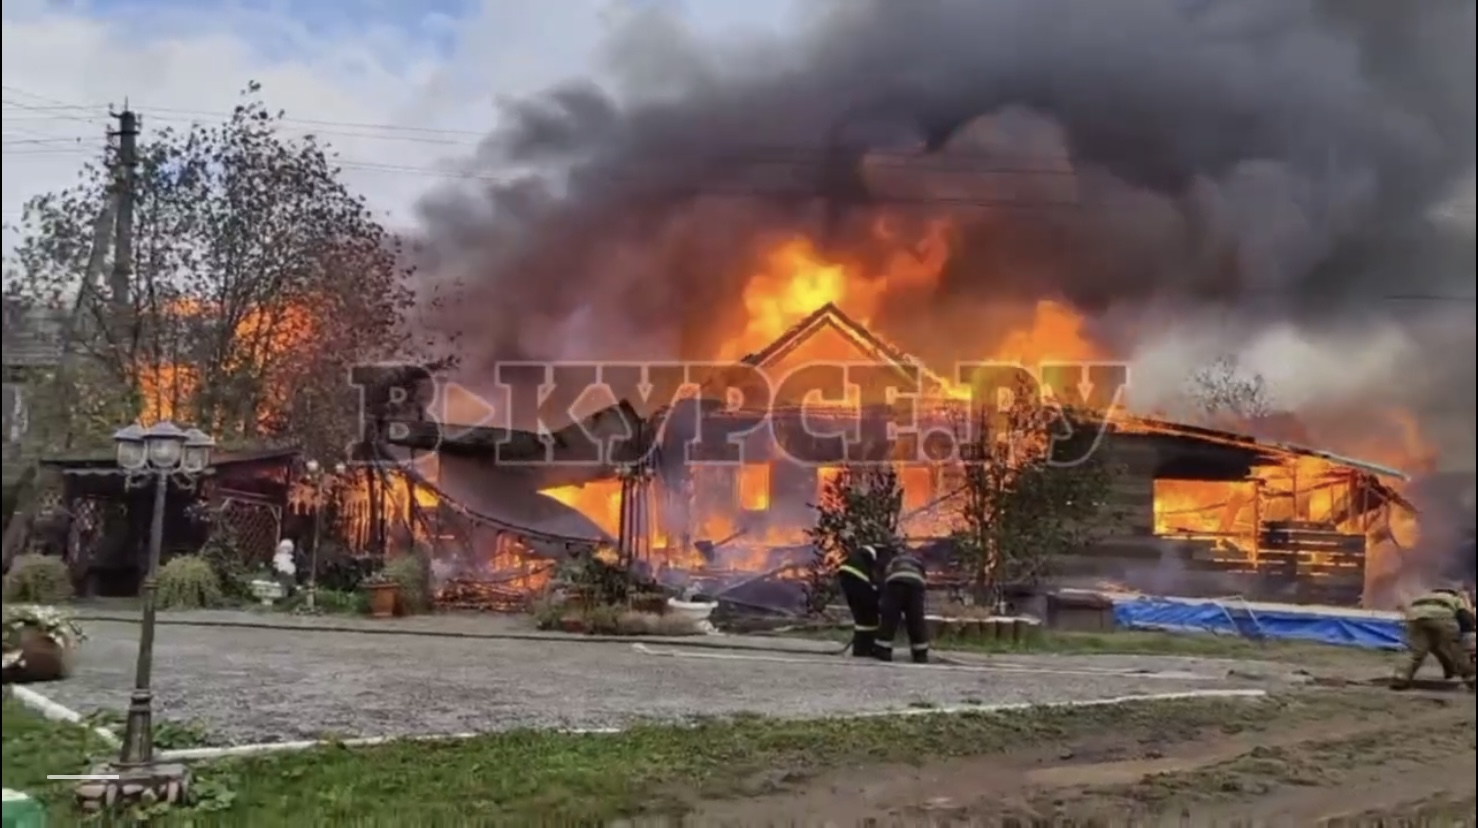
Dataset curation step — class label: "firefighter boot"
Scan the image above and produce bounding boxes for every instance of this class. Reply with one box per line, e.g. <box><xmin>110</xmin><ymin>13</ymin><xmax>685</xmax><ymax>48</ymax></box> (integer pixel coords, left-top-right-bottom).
<box><xmin>910</xmin><ymin>648</ymin><xmax>930</xmax><ymax>665</ymax></box>
<box><xmin>1390</xmin><ymin>665</ymin><xmax>1416</xmax><ymax>691</ymax></box>
<box><xmin>873</xmin><ymin>646</ymin><xmax>894</xmax><ymax>663</ymax></box>
<box><xmin>850</xmin><ymin>630</ymin><xmax>876</xmax><ymax>658</ymax></box>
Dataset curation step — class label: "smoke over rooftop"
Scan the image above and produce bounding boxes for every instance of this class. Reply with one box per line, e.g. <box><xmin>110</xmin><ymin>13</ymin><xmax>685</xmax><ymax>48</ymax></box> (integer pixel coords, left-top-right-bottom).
<box><xmin>411</xmin><ymin>0</ymin><xmax>1475</xmax><ymax>461</ymax></box>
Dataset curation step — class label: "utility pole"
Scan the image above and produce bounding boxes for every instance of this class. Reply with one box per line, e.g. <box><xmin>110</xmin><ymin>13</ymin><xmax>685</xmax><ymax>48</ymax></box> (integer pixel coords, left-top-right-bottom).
<box><xmin>108</xmin><ymin>108</ymin><xmax>138</xmax><ymax>321</ymax></box>
<box><xmin>108</xmin><ymin>108</ymin><xmax>141</xmax><ymax>418</ymax></box>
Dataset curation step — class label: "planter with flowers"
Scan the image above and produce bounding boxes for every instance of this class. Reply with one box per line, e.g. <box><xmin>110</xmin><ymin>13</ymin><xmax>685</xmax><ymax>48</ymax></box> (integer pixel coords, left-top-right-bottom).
<box><xmin>360</xmin><ymin>571</ymin><xmax>400</xmax><ymax>619</ymax></box>
<box><xmin>2</xmin><ymin>604</ymin><xmax>87</xmax><ymax>685</ymax></box>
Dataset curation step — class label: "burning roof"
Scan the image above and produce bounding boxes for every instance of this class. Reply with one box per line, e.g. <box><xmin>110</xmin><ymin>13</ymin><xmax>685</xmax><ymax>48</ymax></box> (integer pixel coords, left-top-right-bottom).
<box><xmin>386</xmin><ymin>300</ymin><xmax>1412</xmax><ymax>495</ymax></box>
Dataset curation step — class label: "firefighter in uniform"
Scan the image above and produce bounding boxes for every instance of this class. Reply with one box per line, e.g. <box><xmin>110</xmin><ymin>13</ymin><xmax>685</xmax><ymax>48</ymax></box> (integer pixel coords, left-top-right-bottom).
<box><xmin>1392</xmin><ymin>586</ymin><xmax>1476</xmax><ymax>692</ymax></box>
<box><xmin>837</xmin><ymin>544</ymin><xmax>882</xmax><ymax>658</ymax></box>
<box><xmin>875</xmin><ymin>546</ymin><xmax>930</xmax><ymax>664</ymax></box>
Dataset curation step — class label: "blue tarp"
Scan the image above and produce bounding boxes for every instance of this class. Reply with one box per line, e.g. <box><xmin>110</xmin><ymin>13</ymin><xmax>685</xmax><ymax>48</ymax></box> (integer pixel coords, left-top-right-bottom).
<box><xmin>1112</xmin><ymin>595</ymin><xmax>1405</xmax><ymax>651</ymax></box>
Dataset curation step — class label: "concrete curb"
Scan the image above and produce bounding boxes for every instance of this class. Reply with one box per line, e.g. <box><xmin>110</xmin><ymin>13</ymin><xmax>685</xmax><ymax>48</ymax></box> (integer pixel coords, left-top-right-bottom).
<box><xmin>8</xmin><ymin>685</ymin><xmax>122</xmax><ymax>747</ymax></box>
<box><xmin>70</xmin><ymin>612</ymin><xmax>849</xmax><ymax>657</ymax></box>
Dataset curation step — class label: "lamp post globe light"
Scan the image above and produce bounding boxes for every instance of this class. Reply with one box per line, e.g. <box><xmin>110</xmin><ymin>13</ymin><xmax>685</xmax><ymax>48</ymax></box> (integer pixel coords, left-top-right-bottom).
<box><xmin>301</xmin><ymin>458</ymin><xmax>347</xmax><ymax>613</ymax></box>
<box><xmin>75</xmin><ymin>422</ymin><xmax>215</xmax><ymax>812</ymax></box>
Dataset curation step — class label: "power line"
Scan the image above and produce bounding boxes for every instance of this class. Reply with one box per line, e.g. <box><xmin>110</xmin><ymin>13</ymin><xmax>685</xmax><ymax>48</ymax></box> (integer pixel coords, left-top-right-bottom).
<box><xmin>4</xmin><ymin>85</ymin><xmax>1466</xmax><ymax>197</ymax></box>
<box><xmin>1</xmin><ymin>90</ymin><xmax>109</xmax><ymax>127</ymax></box>
<box><xmin>0</xmin><ymin>84</ymin><xmax>1473</xmax><ymax>202</ymax></box>
<box><xmin>4</xmin><ymin>86</ymin><xmax>1475</xmax><ymax>305</ymax></box>
<box><xmin>2</xmin><ymin>136</ymin><xmax>1473</xmax><ymax>247</ymax></box>
<box><xmin>1</xmin><ymin>136</ymin><xmax>98</xmax><ymax>147</ymax></box>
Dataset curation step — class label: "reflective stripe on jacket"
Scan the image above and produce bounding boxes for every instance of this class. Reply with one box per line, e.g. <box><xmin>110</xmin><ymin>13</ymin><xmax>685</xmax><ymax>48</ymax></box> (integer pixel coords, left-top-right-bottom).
<box><xmin>1407</xmin><ymin>590</ymin><xmax>1465</xmax><ymax>621</ymax></box>
<box><xmin>883</xmin><ymin>552</ymin><xmax>926</xmax><ymax>586</ymax></box>
<box><xmin>838</xmin><ymin>545</ymin><xmax>879</xmax><ymax>586</ymax></box>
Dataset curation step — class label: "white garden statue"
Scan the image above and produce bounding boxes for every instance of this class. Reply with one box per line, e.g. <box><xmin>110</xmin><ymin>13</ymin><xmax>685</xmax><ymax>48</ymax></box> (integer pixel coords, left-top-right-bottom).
<box><xmin>248</xmin><ymin>539</ymin><xmax>297</xmax><ymax>607</ymax></box>
<box><xmin>272</xmin><ymin>539</ymin><xmax>297</xmax><ymax>578</ymax></box>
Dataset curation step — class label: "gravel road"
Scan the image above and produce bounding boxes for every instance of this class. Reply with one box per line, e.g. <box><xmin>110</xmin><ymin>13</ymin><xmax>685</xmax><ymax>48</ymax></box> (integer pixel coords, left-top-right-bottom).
<box><xmin>42</xmin><ymin>620</ymin><xmax>1272</xmax><ymax>745</ymax></box>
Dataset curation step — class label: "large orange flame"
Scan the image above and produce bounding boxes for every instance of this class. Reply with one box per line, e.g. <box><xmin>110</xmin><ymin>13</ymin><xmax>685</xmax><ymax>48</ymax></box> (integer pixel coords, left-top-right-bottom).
<box><xmin>136</xmin><ymin>298</ymin><xmax>316</xmax><ymax>428</ymax></box>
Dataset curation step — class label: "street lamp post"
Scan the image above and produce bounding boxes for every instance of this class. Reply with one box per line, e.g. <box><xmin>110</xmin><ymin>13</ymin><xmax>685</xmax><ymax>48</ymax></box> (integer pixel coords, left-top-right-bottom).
<box><xmin>302</xmin><ymin>458</ymin><xmax>346</xmax><ymax>614</ymax></box>
<box><xmin>76</xmin><ymin>421</ymin><xmax>213</xmax><ymax>812</ymax></box>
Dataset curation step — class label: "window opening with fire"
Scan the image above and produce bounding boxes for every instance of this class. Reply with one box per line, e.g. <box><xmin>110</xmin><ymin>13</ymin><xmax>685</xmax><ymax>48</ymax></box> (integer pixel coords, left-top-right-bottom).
<box><xmin>737</xmin><ymin>464</ymin><xmax>770</xmax><ymax>511</ymax></box>
<box><xmin>899</xmin><ymin>465</ymin><xmax>934</xmax><ymax>513</ymax></box>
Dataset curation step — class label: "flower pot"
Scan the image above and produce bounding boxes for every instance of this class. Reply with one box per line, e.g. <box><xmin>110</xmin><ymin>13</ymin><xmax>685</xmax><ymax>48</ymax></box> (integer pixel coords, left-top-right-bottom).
<box><xmin>249</xmin><ymin>579</ymin><xmax>287</xmax><ymax>608</ymax></box>
<box><xmin>2</xmin><ymin>628</ymin><xmax>74</xmax><ymax>685</ymax></box>
<box><xmin>562</xmin><ymin>588</ymin><xmax>593</xmax><ymax>613</ymax></box>
<box><xmin>363</xmin><ymin>583</ymin><xmax>399</xmax><ymax>618</ymax></box>
<box><xmin>667</xmin><ymin>598</ymin><xmax>716</xmax><ymax>625</ymax></box>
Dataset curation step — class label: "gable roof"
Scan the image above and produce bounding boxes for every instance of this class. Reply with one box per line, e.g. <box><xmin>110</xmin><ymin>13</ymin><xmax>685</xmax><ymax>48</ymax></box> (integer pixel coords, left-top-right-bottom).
<box><xmin>702</xmin><ymin>302</ymin><xmax>953</xmax><ymax>395</ymax></box>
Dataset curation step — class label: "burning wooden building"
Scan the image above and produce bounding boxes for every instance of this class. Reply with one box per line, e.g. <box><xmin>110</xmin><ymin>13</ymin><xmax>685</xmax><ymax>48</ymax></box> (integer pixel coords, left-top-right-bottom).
<box><xmin>383</xmin><ymin>303</ymin><xmax>1417</xmax><ymax>609</ymax></box>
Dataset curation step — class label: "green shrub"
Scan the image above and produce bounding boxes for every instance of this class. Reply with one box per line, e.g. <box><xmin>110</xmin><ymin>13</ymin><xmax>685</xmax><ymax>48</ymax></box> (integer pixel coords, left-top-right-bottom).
<box><xmin>2</xmin><ymin>554</ymin><xmax>73</xmax><ymax>604</ymax></box>
<box><xmin>198</xmin><ymin>521</ymin><xmax>252</xmax><ymax>601</ymax></box>
<box><xmin>383</xmin><ymin>554</ymin><xmax>429</xmax><ymax>614</ymax></box>
<box><xmin>156</xmin><ymin>556</ymin><xmax>224</xmax><ymax>610</ymax></box>
<box><xmin>529</xmin><ymin>598</ymin><xmax>564</xmax><ymax>631</ymax></box>
<box><xmin>583</xmin><ymin>604</ymin><xmax>623</xmax><ymax>635</ymax></box>
<box><xmin>294</xmin><ymin>588</ymin><xmax>367</xmax><ymax>615</ymax></box>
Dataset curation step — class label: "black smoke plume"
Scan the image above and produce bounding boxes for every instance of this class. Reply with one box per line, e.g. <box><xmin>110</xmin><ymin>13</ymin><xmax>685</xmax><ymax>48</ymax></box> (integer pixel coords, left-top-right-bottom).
<box><xmin>413</xmin><ymin>0</ymin><xmax>1474</xmax><ymax>453</ymax></box>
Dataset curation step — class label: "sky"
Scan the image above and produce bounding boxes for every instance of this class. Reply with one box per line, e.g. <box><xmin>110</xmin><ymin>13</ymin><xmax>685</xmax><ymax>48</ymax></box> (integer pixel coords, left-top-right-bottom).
<box><xmin>1</xmin><ymin>0</ymin><xmax>805</xmax><ymax>250</ymax></box>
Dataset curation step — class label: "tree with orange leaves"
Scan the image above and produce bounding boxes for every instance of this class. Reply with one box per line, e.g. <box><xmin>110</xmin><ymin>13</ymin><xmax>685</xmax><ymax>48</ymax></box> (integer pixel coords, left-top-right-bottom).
<box><xmin>4</xmin><ymin>82</ymin><xmax>447</xmax><ymax>459</ymax></box>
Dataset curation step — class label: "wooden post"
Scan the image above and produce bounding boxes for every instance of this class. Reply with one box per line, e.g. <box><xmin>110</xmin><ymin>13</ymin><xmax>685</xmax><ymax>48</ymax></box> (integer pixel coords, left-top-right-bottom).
<box><xmin>1250</xmin><ymin>479</ymin><xmax>1263</xmax><ymax>572</ymax></box>
<box><xmin>616</xmin><ymin>474</ymin><xmax>630</xmax><ymax>567</ymax></box>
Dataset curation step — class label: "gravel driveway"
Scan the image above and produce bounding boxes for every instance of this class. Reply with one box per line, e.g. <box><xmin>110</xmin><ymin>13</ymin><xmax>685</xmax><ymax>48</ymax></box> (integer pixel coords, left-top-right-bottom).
<box><xmin>42</xmin><ymin>620</ymin><xmax>1270</xmax><ymax>745</ymax></box>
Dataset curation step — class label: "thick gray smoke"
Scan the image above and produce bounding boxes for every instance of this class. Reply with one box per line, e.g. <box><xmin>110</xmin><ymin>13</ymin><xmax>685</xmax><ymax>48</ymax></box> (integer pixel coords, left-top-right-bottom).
<box><xmin>414</xmin><ymin>0</ymin><xmax>1475</xmax><ymax>455</ymax></box>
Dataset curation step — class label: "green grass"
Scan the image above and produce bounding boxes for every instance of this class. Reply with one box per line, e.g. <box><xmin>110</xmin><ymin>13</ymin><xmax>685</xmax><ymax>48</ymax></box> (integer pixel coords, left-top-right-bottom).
<box><xmin>1</xmin><ymin>694</ymin><xmax>114</xmax><ymax>798</ymax></box>
<box><xmin>3</xmin><ymin>690</ymin><xmax>1288</xmax><ymax>824</ymax></box>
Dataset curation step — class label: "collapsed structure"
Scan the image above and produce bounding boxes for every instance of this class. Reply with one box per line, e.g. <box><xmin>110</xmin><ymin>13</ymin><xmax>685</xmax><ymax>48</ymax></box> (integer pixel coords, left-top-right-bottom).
<box><xmin>380</xmin><ymin>302</ymin><xmax>1416</xmax><ymax>611</ymax></box>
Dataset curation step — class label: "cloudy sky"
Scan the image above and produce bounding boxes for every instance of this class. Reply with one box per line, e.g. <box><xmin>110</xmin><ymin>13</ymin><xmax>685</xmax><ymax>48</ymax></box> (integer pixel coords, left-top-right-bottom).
<box><xmin>1</xmin><ymin>0</ymin><xmax>806</xmax><ymax>249</ymax></box>
<box><xmin>6</xmin><ymin>0</ymin><xmax>1472</xmax><ymax>240</ymax></box>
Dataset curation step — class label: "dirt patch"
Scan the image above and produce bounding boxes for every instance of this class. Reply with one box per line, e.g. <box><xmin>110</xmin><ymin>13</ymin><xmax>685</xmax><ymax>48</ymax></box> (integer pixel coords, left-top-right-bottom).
<box><xmin>684</xmin><ymin>685</ymin><xmax>1476</xmax><ymax>826</ymax></box>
